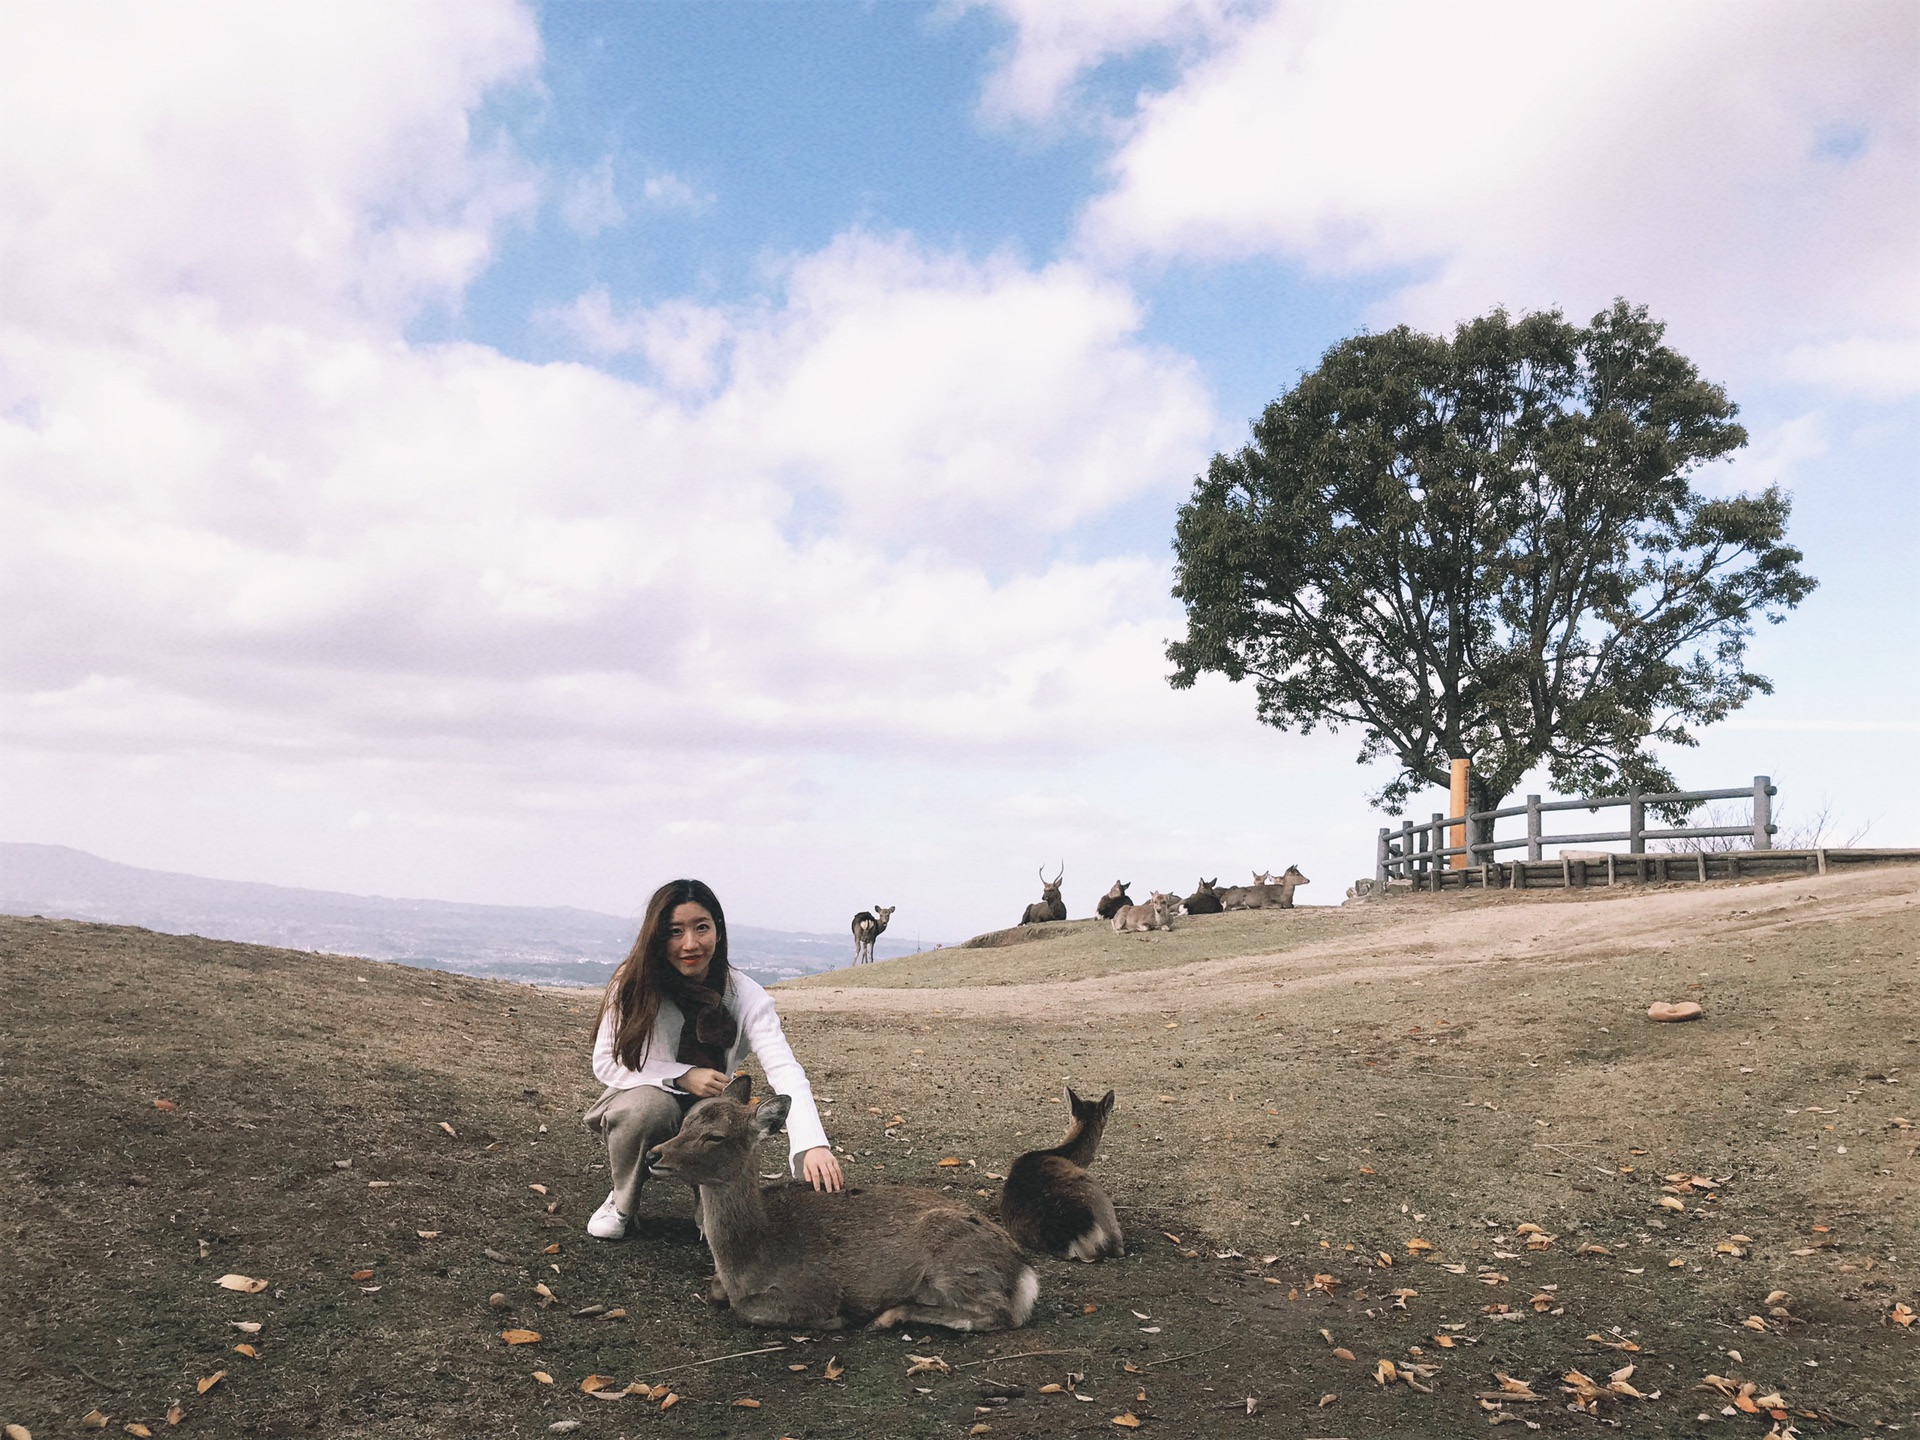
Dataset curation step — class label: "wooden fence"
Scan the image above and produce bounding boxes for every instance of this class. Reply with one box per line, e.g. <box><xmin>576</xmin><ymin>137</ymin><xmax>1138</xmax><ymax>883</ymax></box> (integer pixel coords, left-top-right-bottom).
<box><xmin>1375</xmin><ymin>775</ymin><xmax>1779</xmax><ymax>892</ymax></box>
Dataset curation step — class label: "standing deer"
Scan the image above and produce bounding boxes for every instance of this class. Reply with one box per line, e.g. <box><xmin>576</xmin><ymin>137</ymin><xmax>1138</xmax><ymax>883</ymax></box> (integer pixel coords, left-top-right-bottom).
<box><xmin>1000</xmin><ymin>1087</ymin><xmax>1122</xmax><ymax>1261</ymax></box>
<box><xmin>1181</xmin><ymin>877</ymin><xmax>1222</xmax><ymax>914</ymax></box>
<box><xmin>1018</xmin><ymin>864</ymin><xmax>1066</xmax><ymax>925</ymax></box>
<box><xmin>850</xmin><ymin>905</ymin><xmax>895</xmax><ymax>964</ymax></box>
<box><xmin>1094</xmin><ymin>880</ymin><xmax>1132</xmax><ymax>921</ymax></box>
<box><xmin>647</xmin><ymin>1076</ymin><xmax>1038</xmax><ymax>1332</ymax></box>
<box><xmin>1111</xmin><ymin>891</ymin><xmax>1174</xmax><ymax>933</ymax></box>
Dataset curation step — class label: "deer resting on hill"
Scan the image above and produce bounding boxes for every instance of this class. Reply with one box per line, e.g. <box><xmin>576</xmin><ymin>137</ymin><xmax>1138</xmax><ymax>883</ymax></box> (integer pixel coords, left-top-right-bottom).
<box><xmin>1111</xmin><ymin>891</ymin><xmax>1173</xmax><ymax>933</ymax></box>
<box><xmin>1094</xmin><ymin>880</ymin><xmax>1132</xmax><ymax>921</ymax></box>
<box><xmin>1181</xmin><ymin>877</ymin><xmax>1222</xmax><ymax>914</ymax></box>
<box><xmin>850</xmin><ymin>905</ymin><xmax>895</xmax><ymax>965</ymax></box>
<box><xmin>1019</xmin><ymin>864</ymin><xmax>1066</xmax><ymax>925</ymax></box>
<box><xmin>1218</xmin><ymin>866</ymin><xmax>1310</xmax><ymax>910</ymax></box>
<box><xmin>1000</xmin><ymin>1087</ymin><xmax>1122</xmax><ymax>1261</ymax></box>
<box><xmin>648</xmin><ymin>1076</ymin><xmax>1038</xmax><ymax>1332</ymax></box>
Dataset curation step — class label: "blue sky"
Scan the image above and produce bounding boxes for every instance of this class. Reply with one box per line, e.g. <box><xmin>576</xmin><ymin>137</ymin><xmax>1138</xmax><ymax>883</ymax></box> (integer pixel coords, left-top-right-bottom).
<box><xmin>0</xmin><ymin>1</ymin><xmax>1914</xmax><ymax>938</ymax></box>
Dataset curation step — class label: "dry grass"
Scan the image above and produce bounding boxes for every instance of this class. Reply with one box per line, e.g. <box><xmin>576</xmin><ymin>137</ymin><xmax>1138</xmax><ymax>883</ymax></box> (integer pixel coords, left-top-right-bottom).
<box><xmin>3</xmin><ymin>863</ymin><xmax>1916</xmax><ymax>1437</ymax></box>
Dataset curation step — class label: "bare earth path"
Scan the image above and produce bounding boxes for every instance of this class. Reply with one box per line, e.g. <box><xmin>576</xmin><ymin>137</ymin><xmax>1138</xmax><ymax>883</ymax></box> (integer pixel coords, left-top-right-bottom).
<box><xmin>1</xmin><ymin>864</ymin><xmax>1914</xmax><ymax>1437</ymax></box>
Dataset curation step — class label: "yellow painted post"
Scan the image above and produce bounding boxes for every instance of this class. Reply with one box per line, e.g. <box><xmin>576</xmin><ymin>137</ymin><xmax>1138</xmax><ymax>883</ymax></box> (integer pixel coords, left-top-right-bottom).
<box><xmin>1449</xmin><ymin>757</ymin><xmax>1471</xmax><ymax>871</ymax></box>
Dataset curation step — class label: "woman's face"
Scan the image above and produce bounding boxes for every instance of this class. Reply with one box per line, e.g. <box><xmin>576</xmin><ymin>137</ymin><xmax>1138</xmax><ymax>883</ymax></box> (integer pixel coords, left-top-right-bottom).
<box><xmin>665</xmin><ymin>901</ymin><xmax>718</xmax><ymax>982</ymax></box>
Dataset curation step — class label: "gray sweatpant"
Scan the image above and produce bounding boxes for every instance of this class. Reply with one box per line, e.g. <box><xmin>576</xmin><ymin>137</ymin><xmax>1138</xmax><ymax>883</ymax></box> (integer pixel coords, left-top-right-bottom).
<box><xmin>583</xmin><ymin>1084</ymin><xmax>695</xmax><ymax>1216</ymax></box>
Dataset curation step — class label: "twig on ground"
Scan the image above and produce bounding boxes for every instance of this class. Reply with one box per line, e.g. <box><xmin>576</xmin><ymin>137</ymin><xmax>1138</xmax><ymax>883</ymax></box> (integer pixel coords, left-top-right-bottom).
<box><xmin>954</xmin><ymin>1348</ymin><xmax>1089</xmax><ymax>1370</ymax></box>
<box><xmin>62</xmin><ymin>1359</ymin><xmax>124</xmax><ymax>1392</ymax></box>
<box><xmin>651</xmin><ymin>1343</ymin><xmax>788</xmax><ymax>1375</ymax></box>
<box><xmin>1140</xmin><ymin>1342</ymin><xmax>1233</xmax><ymax>1369</ymax></box>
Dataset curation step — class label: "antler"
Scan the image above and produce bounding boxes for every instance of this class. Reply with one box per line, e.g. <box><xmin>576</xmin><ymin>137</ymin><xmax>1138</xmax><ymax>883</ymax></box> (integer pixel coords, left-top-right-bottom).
<box><xmin>1050</xmin><ymin>860</ymin><xmax>1065</xmax><ymax>888</ymax></box>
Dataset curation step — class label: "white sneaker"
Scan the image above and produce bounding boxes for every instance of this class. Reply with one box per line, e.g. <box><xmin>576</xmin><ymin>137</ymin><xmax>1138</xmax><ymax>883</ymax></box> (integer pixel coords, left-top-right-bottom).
<box><xmin>587</xmin><ymin>1192</ymin><xmax>628</xmax><ymax>1241</ymax></box>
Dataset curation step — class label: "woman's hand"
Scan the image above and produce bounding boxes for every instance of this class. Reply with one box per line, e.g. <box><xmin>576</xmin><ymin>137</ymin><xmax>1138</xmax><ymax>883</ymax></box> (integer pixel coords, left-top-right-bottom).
<box><xmin>676</xmin><ymin>1067</ymin><xmax>729</xmax><ymax>1098</ymax></box>
<box><xmin>800</xmin><ymin>1146</ymin><xmax>844</xmax><ymax>1193</ymax></box>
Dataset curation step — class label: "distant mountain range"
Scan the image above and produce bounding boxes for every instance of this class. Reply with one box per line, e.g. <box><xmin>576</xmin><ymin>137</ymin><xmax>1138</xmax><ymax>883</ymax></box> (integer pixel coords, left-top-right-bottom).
<box><xmin>0</xmin><ymin>843</ymin><xmax>925</xmax><ymax>987</ymax></box>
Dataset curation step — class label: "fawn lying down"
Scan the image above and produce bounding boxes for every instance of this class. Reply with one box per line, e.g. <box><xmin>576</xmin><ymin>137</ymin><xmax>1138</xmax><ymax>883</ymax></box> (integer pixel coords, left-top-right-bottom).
<box><xmin>1000</xmin><ymin>1086</ymin><xmax>1123</xmax><ymax>1261</ymax></box>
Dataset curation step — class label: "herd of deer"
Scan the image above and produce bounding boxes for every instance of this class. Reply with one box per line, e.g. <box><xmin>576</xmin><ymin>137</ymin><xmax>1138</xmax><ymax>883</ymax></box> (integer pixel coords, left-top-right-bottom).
<box><xmin>647</xmin><ymin>1076</ymin><xmax>1119</xmax><ymax>1333</ymax></box>
<box><xmin>846</xmin><ymin>864</ymin><xmax>1311</xmax><ymax>964</ymax></box>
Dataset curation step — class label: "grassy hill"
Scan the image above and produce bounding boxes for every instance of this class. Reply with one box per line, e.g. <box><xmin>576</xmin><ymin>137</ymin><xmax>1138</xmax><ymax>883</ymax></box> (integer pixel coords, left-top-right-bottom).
<box><xmin>3</xmin><ymin>864</ymin><xmax>1916</xmax><ymax>1436</ymax></box>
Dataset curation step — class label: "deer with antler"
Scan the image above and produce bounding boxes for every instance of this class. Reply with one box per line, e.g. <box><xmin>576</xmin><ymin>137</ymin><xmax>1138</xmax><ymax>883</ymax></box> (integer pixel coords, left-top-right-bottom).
<box><xmin>1018</xmin><ymin>864</ymin><xmax>1066</xmax><ymax>926</ymax></box>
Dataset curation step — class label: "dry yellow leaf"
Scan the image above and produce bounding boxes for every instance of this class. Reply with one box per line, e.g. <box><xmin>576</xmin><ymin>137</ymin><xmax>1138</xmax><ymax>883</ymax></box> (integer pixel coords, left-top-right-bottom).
<box><xmin>1039</xmin><ymin>1383</ymin><xmax>1064</xmax><ymax>1394</ymax></box>
<box><xmin>659</xmin><ymin>1393</ymin><xmax>680</xmax><ymax>1411</ymax></box>
<box><xmin>82</xmin><ymin>1415</ymin><xmax>110</xmax><ymax>1430</ymax></box>
<box><xmin>823</xmin><ymin>1357</ymin><xmax>845</xmax><ymax>1381</ymax></box>
<box><xmin>165</xmin><ymin>1406</ymin><xmax>184</xmax><ymax>1426</ymax></box>
<box><xmin>1112</xmin><ymin>1415</ymin><xmax>1142</xmax><ymax>1429</ymax></box>
<box><xmin>602</xmin><ymin>1307</ymin><xmax>626</xmax><ymax>1320</ymax></box>
<box><xmin>124</xmin><ymin>1427</ymin><xmax>153</xmax><ymax>1438</ymax></box>
<box><xmin>1083</xmin><ymin>1303</ymin><xmax>1098</xmax><ymax>1314</ymax></box>
<box><xmin>233</xmin><ymin>1344</ymin><xmax>259</xmax><ymax>1359</ymax></box>
<box><xmin>968</xmin><ymin>1426</ymin><xmax>991</xmax><ymax>1437</ymax></box>
<box><xmin>581</xmin><ymin>1375</ymin><xmax>615</xmax><ymax>1393</ymax></box>
<box><xmin>1406</xmin><ymin>1237</ymin><xmax>1435</xmax><ymax>1253</ymax></box>
<box><xmin>529</xmin><ymin>1183</ymin><xmax>547</xmax><ymax>1195</ymax></box>
<box><xmin>1332</xmin><ymin>1347</ymin><xmax>1355</xmax><ymax>1362</ymax></box>
<box><xmin>1374</xmin><ymin>1359</ymin><xmax>1399</xmax><ymax>1385</ymax></box>
<box><xmin>1658</xmin><ymin>1196</ymin><xmax>1687</xmax><ymax>1212</ymax></box>
<box><xmin>788</xmin><ymin>1363</ymin><xmax>808</xmax><ymax>1371</ymax></box>
<box><xmin>438</xmin><ymin>1122</ymin><xmax>457</xmax><ymax>1137</ymax></box>
<box><xmin>1669</xmin><ymin>1258</ymin><xmax>1687</xmax><ymax>1268</ymax></box>
<box><xmin>350</xmin><ymin>1269</ymin><xmax>374</xmax><ymax>1281</ymax></box>
<box><xmin>1577</xmin><ymin>1244</ymin><xmax>1611</xmax><ymax>1256</ymax></box>
<box><xmin>499</xmin><ymin>1329</ymin><xmax>541</xmax><ymax>1345</ymax></box>
<box><xmin>215</xmin><ymin>1274</ymin><xmax>267</xmax><ymax>1293</ymax></box>
<box><xmin>1318</xmin><ymin>1393</ymin><xmax>1337</xmax><ymax>1407</ymax></box>
<box><xmin>196</xmin><ymin>1371</ymin><xmax>226</xmax><ymax>1395</ymax></box>
<box><xmin>542</xmin><ymin>1243</ymin><xmax>560</xmax><ymax>1255</ymax></box>
<box><xmin>937</xmin><ymin>1157</ymin><xmax>962</xmax><ymax>1167</ymax></box>
<box><xmin>532</xmin><ymin>1372</ymin><xmax>553</xmax><ymax>1385</ymax></box>
<box><xmin>416</xmin><ymin>1230</ymin><xmax>439</xmax><ymax>1240</ymax></box>
<box><xmin>1516</xmin><ymin>1223</ymin><xmax>1544</xmax><ymax>1236</ymax></box>
<box><xmin>733</xmin><ymin>1398</ymin><xmax>761</xmax><ymax>1408</ymax></box>
<box><xmin>1742</xmin><ymin>1316</ymin><xmax>1768</xmax><ymax>1331</ymax></box>
<box><xmin>153</xmin><ymin>1099</ymin><xmax>177</xmax><ymax>1112</ymax></box>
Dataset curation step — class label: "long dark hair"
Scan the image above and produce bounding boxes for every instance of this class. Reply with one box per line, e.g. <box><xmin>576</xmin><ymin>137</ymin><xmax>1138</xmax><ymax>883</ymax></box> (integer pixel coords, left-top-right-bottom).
<box><xmin>598</xmin><ymin>879</ymin><xmax>737</xmax><ymax>1073</ymax></box>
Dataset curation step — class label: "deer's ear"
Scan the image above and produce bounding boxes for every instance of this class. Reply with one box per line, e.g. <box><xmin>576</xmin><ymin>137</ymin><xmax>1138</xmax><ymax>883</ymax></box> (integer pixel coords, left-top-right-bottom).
<box><xmin>750</xmin><ymin>1094</ymin><xmax>791</xmax><ymax>1139</ymax></box>
<box><xmin>1099</xmin><ymin>1089</ymin><xmax>1116</xmax><ymax>1111</ymax></box>
<box><xmin>723</xmin><ymin>1073</ymin><xmax>753</xmax><ymax>1104</ymax></box>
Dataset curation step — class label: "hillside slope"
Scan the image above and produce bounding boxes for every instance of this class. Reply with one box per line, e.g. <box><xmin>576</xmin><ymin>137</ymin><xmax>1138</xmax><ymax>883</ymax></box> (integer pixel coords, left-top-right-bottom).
<box><xmin>2</xmin><ymin>864</ymin><xmax>1914</xmax><ymax>1436</ymax></box>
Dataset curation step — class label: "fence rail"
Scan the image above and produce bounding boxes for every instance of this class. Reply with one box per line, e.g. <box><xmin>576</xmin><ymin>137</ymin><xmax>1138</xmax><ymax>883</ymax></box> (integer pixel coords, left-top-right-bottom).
<box><xmin>1375</xmin><ymin>775</ymin><xmax>1776</xmax><ymax>887</ymax></box>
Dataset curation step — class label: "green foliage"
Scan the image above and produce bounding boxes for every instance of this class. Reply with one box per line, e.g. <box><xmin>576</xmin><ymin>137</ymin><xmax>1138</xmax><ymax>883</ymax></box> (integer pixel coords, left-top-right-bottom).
<box><xmin>1168</xmin><ymin>301</ymin><xmax>1815</xmax><ymax>813</ymax></box>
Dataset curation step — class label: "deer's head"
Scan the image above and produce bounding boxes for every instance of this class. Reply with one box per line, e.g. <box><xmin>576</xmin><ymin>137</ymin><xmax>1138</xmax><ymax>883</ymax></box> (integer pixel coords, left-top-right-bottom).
<box><xmin>646</xmin><ymin>1075</ymin><xmax>790</xmax><ymax>1185</ymax></box>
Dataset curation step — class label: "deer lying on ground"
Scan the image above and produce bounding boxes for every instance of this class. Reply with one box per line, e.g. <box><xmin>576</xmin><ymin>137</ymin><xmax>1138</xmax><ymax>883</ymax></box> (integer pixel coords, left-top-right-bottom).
<box><xmin>1000</xmin><ymin>1087</ymin><xmax>1122</xmax><ymax>1262</ymax></box>
<box><xmin>1019</xmin><ymin>864</ymin><xmax>1066</xmax><ymax>925</ymax></box>
<box><xmin>850</xmin><ymin>904</ymin><xmax>895</xmax><ymax>964</ymax></box>
<box><xmin>1094</xmin><ymin>880</ymin><xmax>1132</xmax><ymax>921</ymax></box>
<box><xmin>1218</xmin><ymin>866</ymin><xmax>1310</xmax><ymax>910</ymax></box>
<box><xmin>1111</xmin><ymin>891</ymin><xmax>1173</xmax><ymax>933</ymax></box>
<box><xmin>1181</xmin><ymin>877</ymin><xmax>1222</xmax><ymax>914</ymax></box>
<box><xmin>647</xmin><ymin>1076</ymin><xmax>1038</xmax><ymax>1332</ymax></box>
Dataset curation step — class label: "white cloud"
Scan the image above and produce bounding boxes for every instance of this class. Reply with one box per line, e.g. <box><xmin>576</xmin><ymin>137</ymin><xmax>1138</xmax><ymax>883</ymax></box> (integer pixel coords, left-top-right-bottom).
<box><xmin>1032</xmin><ymin>0</ymin><xmax>1917</xmax><ymax>392</ymax></box>
<box><xmin>640</xmin><ymin>170</ymin><xmax>714</xmax><ymax>214</ymax></box>
<box><xmin>0</xmin><ymin>2</ymin><xmax>1246</xmax><ymax>934</ymax></box>
<box><xmin>561</xmin><ymin>155</ymin><xmax>627</xmax><ymax>236</ymax></box>
<box><xmin>1781</xmin><ymin>337</ymin><xmax>1920</xmax><ymax>400</ymax></box>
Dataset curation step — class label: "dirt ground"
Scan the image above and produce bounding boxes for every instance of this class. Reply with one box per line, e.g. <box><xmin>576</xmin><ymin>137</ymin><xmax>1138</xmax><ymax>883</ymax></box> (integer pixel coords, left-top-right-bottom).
<box><xmin>2</xmin><ymin>863</ymin><xmax>1915</xmax><ymax>1438</ymax></box>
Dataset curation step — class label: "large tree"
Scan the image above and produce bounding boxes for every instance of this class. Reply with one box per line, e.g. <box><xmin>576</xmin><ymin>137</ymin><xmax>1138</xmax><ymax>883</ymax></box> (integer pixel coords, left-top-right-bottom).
<box><xmin>1167</xmin><ymin>301</ymin><xmax>1815</xmax><ymax>823</ymax></box>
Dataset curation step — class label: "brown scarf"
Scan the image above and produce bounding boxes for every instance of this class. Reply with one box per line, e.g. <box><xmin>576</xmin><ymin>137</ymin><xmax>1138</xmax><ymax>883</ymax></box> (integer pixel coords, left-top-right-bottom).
<box><xmin>667</xmin><ymin>968</ymin><xmax>738</xmax><ymax>1074</ymax></box>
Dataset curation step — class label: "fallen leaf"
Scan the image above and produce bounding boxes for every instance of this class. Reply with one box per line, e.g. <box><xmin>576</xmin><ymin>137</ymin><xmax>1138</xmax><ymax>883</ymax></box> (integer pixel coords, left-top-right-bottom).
<box><xmin>1318</xmin><ymin>1392</ymin><xmax>1337</xmax><ymax>1407</ymax></box>
<box><xmin>1891</xmin><ymin>1303</ymin><xmax>1916</xmax><ymax>1328</ymax></box>
<box><xmin>1039</xmin><ymin>1383</ymin><xmax>1064</xmax><ymax>1394</ymax></box>
<box><xmin>602</xmin><ymin>1307</ymin><xmax>626</xmax><ymax>1320</ymax></box>
<box><xmin>82</xmin><ymin>1415</ymin><xmax>109</xmax><ymax>1430</ymax></box>
<box><xmin>548</xmin><ymin>1424</ymin><xmax>580</xmax><ymax>1435</ymax></box>
<box><xmin>215</xmin><ymin>1274</ymin><xmax>268</xmax><ymax>1293</ymax></box>
<box><xmin>1659</xmin><ymin>1196</ymin><xmax>1687</xmax><ymax>1212</ymax></box>
<box><xmin>1577</xmin><ymin>1244</ymin><xmax>1612</xmax><ymax>1257</ymax></box>
<box><xmin>1374</xmin><ymin>1359</ymin><xmax>1399</xmax><ymax>1385</ymax></box>
<box><xmin>416</xmin><ymin>1230</ymin><xmax>439</xmax><ymax>1241</ymax></box>
<box><xmin>581</xmin><ymin>1375</ymin><xmax>615</xmax><ymax>1394</ymax></box>
<box><xmin>1111</xmin><ymin>1415</ymin><xmax>1142</xmax><ymax>1429</ymax></box>
<box><xmin>823</xmin><ymin>1357</ymin><xmax>845</xmax><ymax>1381</ymax></box>
<box><xmin>1407</xmin><ymin>1237</ymin><xmax>1435</xmax><ymax>1253</ymax></box>
<box><xmin>532</xmin><ymin>1371</ymin><xmax>553</xmax><ymax>1385</ymax></box>
<box><xmin>659</xmin><ymin>1394</ymin><xmax>680</xmax><ymax>1411</ymax></box>
<box><xmin>229</xmin><ymin>1321</ymin><xmax>261</xmax><ymax>1334</ymax></box>
<box><xmin>788</xmin><ymin>1363</ymin><xmax>808</xmax><ymax>1371</ymax></box>
<box><xmin>1083</xmin><ymin>1303</ymin><xmax>1098</xmax><ymax>1314</ymax></box>
<box><xmin>233</xmin><ymin>1344</ymin><xmax>259</xmax><ymax>1359</ymax></box>
<box><xmin>1332</xmin><ymin>1347</ymin><xmax>1356</xmax><ymax>1362</ymax></box>
<box><xmin>529</xmin><ymin>1183</ymin><xmax>547</xmax><ymax>1195</ymax></box>
<box><xmin>350</xmin><ymin>1269</ymin><xmax>374</xmax><ymax>1281</ymax></box>
<box><xmin>153</xmin><ymin>1099</ymin><xmax>176</xmax><ymax>1112</ymax></box>
<box><xmin>124</xmin><ymin>1427</ymin><xmax>153</xmax><ymax>1438</ymax></box>
<box><xmin>165</xmin><ymin>1405</ymin><xmax>184</xmax><ymax>1425</ymax></box>
<box><xmin>438</xmin><ymin>1122</ymin><xmax>457</xmax><ymax>1137</ymax></box>
<box><xmin>906</xmin><ymin>1354</ymin><xmax>951</xmax><ymax>1377</ymax></box>
<box><xmin>196</xmin><ymin>1371</ymin><xmax>226</xmax><ymax>1395</ymax></box>
<box><xmin>733</xmin><ymin>1398</ymin><xmax>761</xmax><ymax>1408</ymax></box>
<box><xmin>1742</xmin><ymin>1316</ymin><xmax>1768</xmax><ymax>1331</ymax></box>
<box><xmin>499</xmin><ymin>1329</ymin><xmax>541</xmax><ymax>1345</ymax></box>
<box><xmin>542</xmin><ymin>1243</ymin><xmax>560</xmax><ymax>1255</ymax></box>
<box><xmin>937</xmin><ymin>1157</ymin><xmax>962</xmax><ymax>1167</ymax></box>
<box><xmin>969</xmin><ymin>1427</ymin><xmax>991</xmax><ymax>1437</ymax></box>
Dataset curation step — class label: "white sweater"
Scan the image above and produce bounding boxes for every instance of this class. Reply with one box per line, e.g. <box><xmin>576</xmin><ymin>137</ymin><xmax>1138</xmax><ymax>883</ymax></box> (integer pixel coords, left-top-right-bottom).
<box><xmin>591</xmin><ymin>970</ymin><xmax>830</xmax><ymax>1173</ymax></box>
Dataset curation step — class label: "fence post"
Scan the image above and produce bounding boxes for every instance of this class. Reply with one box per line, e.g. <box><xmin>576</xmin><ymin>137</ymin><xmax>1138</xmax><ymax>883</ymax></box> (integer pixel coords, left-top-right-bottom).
<box><xmin>1376</xmin><ymin>828</ymin><xmax>1390</xmax><ymax>886</ymax></box>
<box><xmin>1752</xmin><ymin>775</ymin><xmax>1773</xmax><ymax>851</ymax></box>
<box><xmin>1399</xmin><ymin>819</ymin><xmax>1414</xmax><ymax>882</ymax></box>
<box><xmin>1430</xmin><ymin>812</ymin><xmax>1444</xmax><ymax>888</ymax></box>
<box><xmin>1525</xmin><ymin>795</ymin><xmax>1541</xmax><ymax>862</ymax></box>
<box><xmin>1628</xmin><ymin>786</ymin><xmax>1645</xmax><ymax>854</ymax></box>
